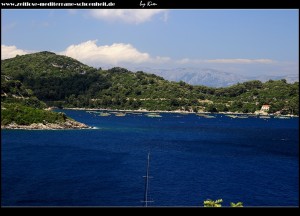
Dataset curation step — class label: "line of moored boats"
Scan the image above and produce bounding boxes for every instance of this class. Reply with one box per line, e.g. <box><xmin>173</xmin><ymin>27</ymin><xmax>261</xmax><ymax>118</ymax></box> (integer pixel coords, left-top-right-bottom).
<box><xmin>86</xmin><ymin>110</ymin><xmax>296</xmax><ymax>119</ymax></box>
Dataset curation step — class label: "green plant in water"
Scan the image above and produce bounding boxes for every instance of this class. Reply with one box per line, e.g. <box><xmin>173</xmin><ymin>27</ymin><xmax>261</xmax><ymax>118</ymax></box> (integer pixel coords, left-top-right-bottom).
<box><xmin>203</xmin><ymin>199</ymin><xmax>243</xmax><ymax>207</ymax></box>
<box><xmin>203</xmin><ymin>199</ymin><xmax>223</xmax><ymax>207</ymax></box>
<box><xmin>230</xmin><ymin>202</ymin><xmax>243</xmax><ymax>207</ymax></box>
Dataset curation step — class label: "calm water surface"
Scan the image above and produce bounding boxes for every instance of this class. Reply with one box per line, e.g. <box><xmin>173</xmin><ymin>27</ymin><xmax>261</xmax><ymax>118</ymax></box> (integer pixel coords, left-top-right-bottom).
<box><xmin>1</xmin><ymin>110</ymin><xmax>299</xmax><ymax>206</ymax></box>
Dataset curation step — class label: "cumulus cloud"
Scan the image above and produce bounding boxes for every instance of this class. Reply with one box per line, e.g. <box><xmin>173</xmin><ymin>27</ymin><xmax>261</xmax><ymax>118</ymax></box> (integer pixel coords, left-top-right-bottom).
<box><xmin>1</xmin><ymin>42</ymin><xmax>275</xmax><ymax>72</ymax></box>
<box><xmin>61</xmin><ymin>41</ymin><xmax>275</xmax><ymax>67</ymax></box>
<box><xmin>61</xmin><ymin>40</ymin><xmax>170</xmax><ymax>66</ymax></box>
<box><xmin>89</xmin><ymin>9</ymin><xmax>167</xmax><ymax>24</ymax></box>
<box><xmin>62</xmin><ymin>41</ymin><xmax>275</xmax><ymax>68</ymax></box>
<box><xmin>1</xmin><ymin>45</ymin><xmax>28</xmax><ymax>60</ymax></box>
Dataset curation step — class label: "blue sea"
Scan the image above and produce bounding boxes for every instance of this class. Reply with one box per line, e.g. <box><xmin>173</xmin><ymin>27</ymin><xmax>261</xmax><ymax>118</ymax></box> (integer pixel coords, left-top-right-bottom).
<box><xmin>1</xmin><ymin>110</ymin><xmax>299</xmax><ymax>207</ymax></box>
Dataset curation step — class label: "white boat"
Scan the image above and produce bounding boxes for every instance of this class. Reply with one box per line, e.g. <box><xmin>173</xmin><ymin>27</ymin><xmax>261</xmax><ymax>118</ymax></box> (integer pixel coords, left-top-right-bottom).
<box><xmin>146</xmin><ymin>113</ymin><xmax>162</xmax><ymax>118</ymax></box>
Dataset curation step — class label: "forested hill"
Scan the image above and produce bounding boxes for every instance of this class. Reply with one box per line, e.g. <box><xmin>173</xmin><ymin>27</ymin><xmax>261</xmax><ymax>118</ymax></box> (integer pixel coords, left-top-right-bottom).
<box><xmin>1</xmin><ymin>52</ymin><xmax>299</xmax><ymax>115</ymax></box>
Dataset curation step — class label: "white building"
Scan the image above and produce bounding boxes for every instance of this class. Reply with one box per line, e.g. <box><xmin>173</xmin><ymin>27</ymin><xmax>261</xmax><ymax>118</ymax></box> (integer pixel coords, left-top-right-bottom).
<box><xmin>261</xmin><ymin>105</ymin><xmax>270</xmax><ymax>111</ymax></box>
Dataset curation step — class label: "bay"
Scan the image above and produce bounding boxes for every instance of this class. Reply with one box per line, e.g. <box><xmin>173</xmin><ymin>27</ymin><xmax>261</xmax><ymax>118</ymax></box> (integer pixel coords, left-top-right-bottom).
<box><xmin>1</xmin><ymin>110</ymin><xmax>299</xmax><ymax>206</ymax></box>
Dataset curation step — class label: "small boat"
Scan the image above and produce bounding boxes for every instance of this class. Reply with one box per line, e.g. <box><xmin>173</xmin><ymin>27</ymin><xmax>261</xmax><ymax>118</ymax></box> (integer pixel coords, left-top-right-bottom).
<box><xmin>274</xmin><ymin>116</ymin><xmax>290</xmax><ymax>119</ymax></box>
<box><xmin>115</xmin><ymin>112</ymin><xmax>126</xmax><ymax>117</ymax></box>
<box><xmin>99</xmin><ymin>112</ymin><xmax>111</xmax><ymax>116</ymax></box>
<box><xmin>259</xmin><ymin>115</ymin><xmax>270</xmax><ymax>119</ymax></box>
<box><xmin>197</xmin><ymin>113</ymin><xmax>215</xmax><ymax>118</ymax></box>
<box><xmin>204</xmin><ymin>115</ymin><xmax>216</xmax><ymax>118</ymax></box>
<box><xmin>236</xmin><ymin>115</ymin><xmax>248</xmax><ymax>119</ymax></box>
<box><xmin>226</xmin><ymin>115</ymin><xmax>238</xmax><ymax>118</ymax></box>
<box><xmin>87</xmin><ymin>110</ymin><xmax>100</xmax><ymax>114</ymax></box>
<box><xmin>146</xmin><ymin>113</ymin><xmax>162</xmax><ymax>118</ymax></box>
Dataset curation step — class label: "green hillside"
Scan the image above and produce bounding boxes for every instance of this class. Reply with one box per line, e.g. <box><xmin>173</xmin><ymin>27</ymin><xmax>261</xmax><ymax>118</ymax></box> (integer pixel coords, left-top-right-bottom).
<box><xmin>1</xmin><ymin>52</ymin><xmax>299</xmax><ymax>116</ymax></box>
<box><xmin>1</xmin><ymin>75</ymin><xmax>73</xmax><ymax>126</ymax></box>
<box><xmin>1</xmin><ymin>53</ymin><xmax>86</xmax><ymax>127</ymax></box>
<box><xmin>1</xmin><ymin>103</ymin><xmax>68</xmax><ymax>126</ymax></box>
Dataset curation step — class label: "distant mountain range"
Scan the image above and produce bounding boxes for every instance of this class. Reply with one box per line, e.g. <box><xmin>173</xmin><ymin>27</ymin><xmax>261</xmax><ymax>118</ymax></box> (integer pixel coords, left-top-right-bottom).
<box><xmin>130</xmin><ymin>67</ymin><xmax>298</xmax><ymax>87</ymax></box>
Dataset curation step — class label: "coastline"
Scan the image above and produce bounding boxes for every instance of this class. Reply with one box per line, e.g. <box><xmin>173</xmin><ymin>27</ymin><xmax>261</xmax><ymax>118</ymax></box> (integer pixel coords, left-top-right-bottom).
<box><xmin>63</xmin><ymin>107</ymin><xmax>205</xmax><ymax>114</ymax></box>
<box><xmin>3</xmin><ymin>107</ymin><xmax>297</xmax><ymax>130</ymax></box>
<box><xmin>61</xmin><ymin>107</ymin><xmax>298</xmax><ymax>117</ymax></box>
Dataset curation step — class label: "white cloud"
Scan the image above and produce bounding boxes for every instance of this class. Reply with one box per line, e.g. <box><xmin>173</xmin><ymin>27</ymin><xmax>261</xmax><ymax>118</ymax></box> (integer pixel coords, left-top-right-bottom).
<box><xmin>1</xmin><ymin>45</ymin><xmax>28</xmax><ymax>60</ymax></box>
<box><xmin>1</xmin><ymin>41</ymin><xmax>170</xmax><ymax>67</ymax></box>
<box><xmin>177</xmin><ymin>58</ymin><xmax>274</xmax><ymax>64</ymax></box>
<box><xmin>89</xmin><ymin>9</ymin><xmax>167</xmax><ymax>24</ymax></box>
<box><xmin>204</xmin><ymin>58</ymin><xmax>274</xmax><ymax>64</ymax></box>
<box><xmin>61</xmin><ymin>41</ymin><xmax>275</xmax><ymax>69</ymax></box>
<box><xmin>61</xmin><ymin>40</ymin><xmax>161</xmax><ymax>65</ymax></box>
<box><xmin>1</xmin><ymin>42</ymin><xmax>276</xmax><ymax>76</ymax></box>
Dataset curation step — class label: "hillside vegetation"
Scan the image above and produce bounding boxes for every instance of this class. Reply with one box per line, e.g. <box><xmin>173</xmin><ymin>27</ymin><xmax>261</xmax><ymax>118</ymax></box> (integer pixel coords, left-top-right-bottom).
<box><xmin>1</xmin><ymin>52</ymin><xmax>89</xmax><ymax>127</ymax></box>
<box><xmin>1</xmin><ymin>103</ymin><xmax>67</xmax><ymax>126</ymax></box>
<box><xmin>1</xmin><ymin>76</ymin><xmax>73</xmax><ymax>127</ymax></box>
<box><xmin>1</xmin><ymin>52</ymin><xmax>299</xmax><ymax>117</ymax></box>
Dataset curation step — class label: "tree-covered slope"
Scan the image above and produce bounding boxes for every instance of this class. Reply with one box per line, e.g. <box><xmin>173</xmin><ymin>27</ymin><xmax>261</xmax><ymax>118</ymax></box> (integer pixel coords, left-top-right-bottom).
<box><xmin>1</xmin><ymin>103</ymin><xmax>67</xmax><ymax>126</ymax></box>
<box><xmin>1</xmin><ymin>54</ymin><xmax>90</xmax><ymax>128</ymax></box>
<box><xmin>1</xmin><ymin>76</ymin><xmax>88</xmax><ymax>128</ymax></box>
<box><xmin>1</xmin><ymin>74</ymin><xmax>46</xmax><ymax>108</ymax></box>
<box><xmin>1</xmin><ymin>51</ymin><xmax>110</xmax><ymax>102</ymax></box>
<box><xmin>1</xmin><ymin>52</ymin><xmax>298</xmax><ymax>115</ymax></box>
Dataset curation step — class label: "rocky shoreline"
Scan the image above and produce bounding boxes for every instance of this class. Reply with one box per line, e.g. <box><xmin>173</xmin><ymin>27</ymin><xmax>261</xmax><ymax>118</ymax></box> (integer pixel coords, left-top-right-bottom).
<box><xmin>1</xmin><ymin>119</ymin><xmax>90</xmax><ymax>130</ymax></box>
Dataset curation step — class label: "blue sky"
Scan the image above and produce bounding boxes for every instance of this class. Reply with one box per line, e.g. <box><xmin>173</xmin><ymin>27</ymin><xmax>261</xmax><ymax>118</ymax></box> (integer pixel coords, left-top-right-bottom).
<box><xmin>2</xmin><ymin>9</ymin><xmax>299</xmax><ymax>77</ymax></box>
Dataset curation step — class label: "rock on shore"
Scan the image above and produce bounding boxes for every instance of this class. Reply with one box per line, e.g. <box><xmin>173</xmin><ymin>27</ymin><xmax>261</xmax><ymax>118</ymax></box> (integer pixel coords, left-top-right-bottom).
<box><xmin>1</xmin><ymin>119</ymin><xmax>90</xmax><ymax>130</ymax></box>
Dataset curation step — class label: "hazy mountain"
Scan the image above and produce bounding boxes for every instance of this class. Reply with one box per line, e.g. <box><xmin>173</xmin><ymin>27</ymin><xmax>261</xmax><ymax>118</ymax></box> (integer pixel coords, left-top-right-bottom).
<box><xmin>154</xmin><ymin>68</ymin><xmax>248</xmax><ymax>87</ymax></box>
<box><xmin>250</xmin><ymin>74</ymin><xmax>299</xmax><ymax>84</ymax></box>
<box><xmin>130</xmin><ymin>67</ymin><xmax>298</xmax><ymax>87</ymax></box>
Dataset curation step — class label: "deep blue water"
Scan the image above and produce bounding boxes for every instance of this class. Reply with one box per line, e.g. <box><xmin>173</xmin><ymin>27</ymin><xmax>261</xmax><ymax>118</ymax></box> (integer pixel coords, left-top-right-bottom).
<box><xmin>1</xmin><ymin>110</ymin><xmax>299</xmax><ymax>207</ymax></box>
